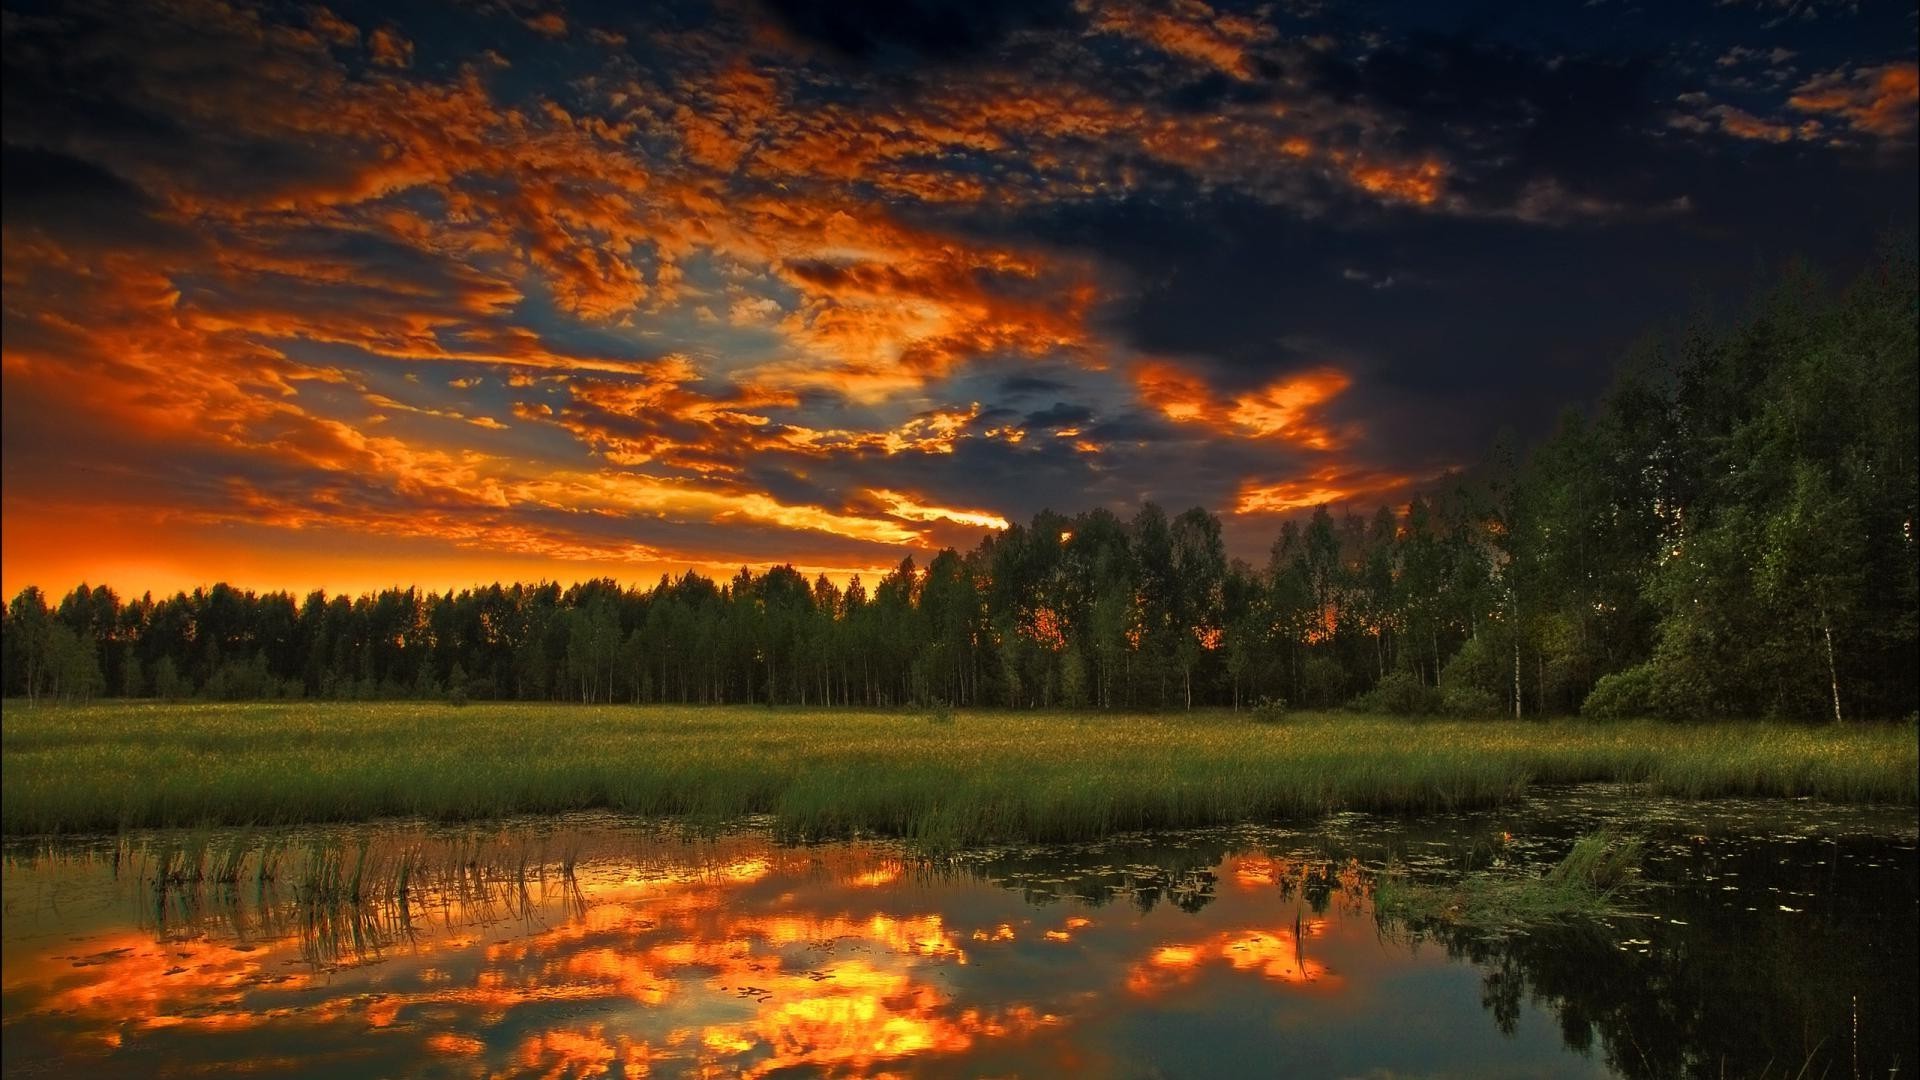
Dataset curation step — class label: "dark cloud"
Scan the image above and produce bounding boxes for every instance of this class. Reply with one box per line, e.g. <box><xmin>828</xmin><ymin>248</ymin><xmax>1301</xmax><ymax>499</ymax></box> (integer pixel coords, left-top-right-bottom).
<box><xmin>998</xmin><ymin>375</ymin><xmax>1073</xmax><ymax>397</ymax></box>
<box><xmin>0</xmin><ymin>143</ymin><xmax>197</xmax><ymax>252</ymax></box>
<box><xmin>1305</xmin><ymin>34</ymin><xmax>1674</xmax><ymax>210</ymax></box>
<box><xmin>1023</xmin><ymin>402</ymin><xmax>1094</xmax><ymax>430</ymax></box>
<box><xmin>754</xmin><ymin>0</ymin><xmax>1078</xmax><ymax>65</ymax></box>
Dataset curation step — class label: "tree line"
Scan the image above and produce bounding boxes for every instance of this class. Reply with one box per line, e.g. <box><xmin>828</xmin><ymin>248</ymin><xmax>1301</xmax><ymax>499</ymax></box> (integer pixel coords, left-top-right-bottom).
<box><xmin>3</xmin><ymin>249</ymin><xmax>1913</xmax><ymax>720</ymax></box>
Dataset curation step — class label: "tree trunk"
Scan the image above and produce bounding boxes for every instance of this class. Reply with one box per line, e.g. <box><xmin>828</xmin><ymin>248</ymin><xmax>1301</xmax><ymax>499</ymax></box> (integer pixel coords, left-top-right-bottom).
<box><xmin>1513</xmin><ymin>637</ymin><xmax>1521</xmax><ymax>719</ymax></box>
<box><xmin>1511</xmin><ymin>586</ymin><xmax>1522</xmax><ymax>719</ymax></box>
<box><xmin>1822</xmin><ymin>609</ymin><xmax>1843</xmax><ymax>725</ymax></box>
<box><xmin>1537</xmin><ymin>653</ymin><xmax>1546</xmax><ymax>716</ymax></box>
<box><xmin>1511</xmin><ymin>634</ymin><xmax>1522</xmax><ymax>720</ymax></box>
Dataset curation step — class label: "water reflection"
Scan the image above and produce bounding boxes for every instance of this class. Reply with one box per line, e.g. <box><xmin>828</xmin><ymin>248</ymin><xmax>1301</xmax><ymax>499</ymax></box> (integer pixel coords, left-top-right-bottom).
<box><xmin>2</xmin><ymin>796</ymin><xmax>1914</xmax><ymax>1079</ymax></box>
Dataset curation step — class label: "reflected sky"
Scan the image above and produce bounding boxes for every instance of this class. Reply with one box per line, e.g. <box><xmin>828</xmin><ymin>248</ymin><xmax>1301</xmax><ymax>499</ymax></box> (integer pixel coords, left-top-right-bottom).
<box><xmin>4</xmin><ymin>799</ymin><xmax>1914</xmax><ymax>1079</ymax></box>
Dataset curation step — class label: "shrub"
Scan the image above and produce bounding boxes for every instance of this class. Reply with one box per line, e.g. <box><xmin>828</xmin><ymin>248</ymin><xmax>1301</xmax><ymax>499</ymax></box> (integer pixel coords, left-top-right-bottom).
<box><xmin>1441</xmin><ymin>685</ymin><xmax>1503</xmax><ymax>718</ymax></box>
<box><xmin>1350</xmin><ymin>669</ymin><xmax>1440</xmax><ymax>716</ymax></box>
<box><xmin>1581</xmin><ymin>664</ymin><xmax>1662</xmax><ymax>719</ymax></box>
<box><xmin>1250</xmin><ymin>696</ymin><xmax>1288</xmax><ymax>724</ymax></box>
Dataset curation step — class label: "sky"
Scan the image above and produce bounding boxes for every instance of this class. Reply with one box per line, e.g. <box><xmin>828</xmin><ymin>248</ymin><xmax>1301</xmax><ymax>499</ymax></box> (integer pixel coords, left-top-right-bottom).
<box><xmin>2</xmin><ymin>0</ymin><xmax>1915</xmax><ymax>598</ymax></box>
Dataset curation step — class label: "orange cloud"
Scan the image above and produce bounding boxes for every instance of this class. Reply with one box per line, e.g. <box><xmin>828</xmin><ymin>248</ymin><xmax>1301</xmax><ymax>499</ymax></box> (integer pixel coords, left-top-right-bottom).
<box><xmin>1089</xmin><ymin>0</ymin><xmax>1277</xmax><ymax>80</ymax></box>
<box><xmin>306</xmin><ymin>7</ymin><xmax>360</xmax><ymax>47</ymax></box>
<box><xmin>1344</xmin><ymin>158</ymin><xmax>1448</xmax><ymax>206</ymax></box>
<box><xmin>1790</xmin><ymin>62</ymin><xmax>1919</xmax><ymax>137</ymax></box>
<box><xmin>1136</xmin><ymin>362</ymin><xmax>1355</xmax><ymax>449</ymax></box>
<box><xmin>871</xmin><ymin>490</ymin><xmax>1011</xmax><ymax>530</ymax></box>
<box><xmin>1709</xmin><ymin>105</ymin><xmax>1798</xmax><ymax>143</ymax></box>
<box><xmin>523</xmin><ymin>12</ymin><xmax>568</xmax><ymax>39</ymax></box>
<box><xmin>509</xmin><ymin>471</ymin><xmax>928</xmax><ymax>546</ymax></box>
<box><xmin>1233</xmin><ymin>466</ymin><xmax>1415</xmax><ymax>514</ymax></box>
<box><xmin>368</xmin><ymin>25</ymin><xmax>413</xmax><ymax>68</ymax></box>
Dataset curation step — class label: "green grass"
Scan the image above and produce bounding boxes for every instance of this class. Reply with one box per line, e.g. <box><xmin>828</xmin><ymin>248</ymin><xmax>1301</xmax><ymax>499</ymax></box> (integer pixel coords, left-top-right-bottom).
<box><xmin>1374</xmin><ymin>829</ymin><xmax>1647</xmax><ymax>930</ymax></box>
<box><xmin>2</xmin><ymin>702</ymin><xmax>1914</xmax><ymax>843</ymax></box>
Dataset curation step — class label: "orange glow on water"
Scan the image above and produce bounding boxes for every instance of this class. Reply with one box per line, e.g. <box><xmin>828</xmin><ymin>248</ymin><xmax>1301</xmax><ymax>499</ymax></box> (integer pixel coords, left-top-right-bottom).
<box><xmin>0</xmin><ymin>832</ymin><xmax>1400</xmax><ymax>1077</ymax></box>
<box><xmin>1126</xmin><ymin>925</ymin><xmax>1337</xmax><ymax>996</ymax></box>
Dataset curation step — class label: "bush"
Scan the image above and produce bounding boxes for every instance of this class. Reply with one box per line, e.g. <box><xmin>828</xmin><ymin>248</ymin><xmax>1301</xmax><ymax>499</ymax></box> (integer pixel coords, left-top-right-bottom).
<box><xmin>1250</xmin><ymin>696</ymin><xmax>1288</xmax><ymax>724</ymax></box>
<box><xmin>1581</xmin><ymin>664</ymin><xmax>1662</xmax><ymax>719</ymax></box>
<box><xmin>1350</xmin><ymin>669</ymin><xmax>1440</xmax><ymax>716</ymax></box>
<box><xmin>448</xmin><ymin>683</ymin><xmax>470</xmax><ymax>707</ymax></box>
<box><xmin>1441</xmin><ymin>685</ymin><xmax>1503</xmax><ymax>718</ymax></box>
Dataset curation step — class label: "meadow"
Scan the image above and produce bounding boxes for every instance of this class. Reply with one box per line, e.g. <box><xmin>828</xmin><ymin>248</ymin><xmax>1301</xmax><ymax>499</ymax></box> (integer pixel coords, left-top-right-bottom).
<box><xmin>2</xmin><ymin>702</ymin><xmax>1914</xmax><ymax>843</ymax></box>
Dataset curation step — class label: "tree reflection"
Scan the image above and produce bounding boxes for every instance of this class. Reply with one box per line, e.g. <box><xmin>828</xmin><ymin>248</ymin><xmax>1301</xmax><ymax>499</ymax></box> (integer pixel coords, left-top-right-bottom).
<box><xmin>1383</xmin><ymin>834</ymin><xmax>1918</xmax><ymax>1079</ymax></box>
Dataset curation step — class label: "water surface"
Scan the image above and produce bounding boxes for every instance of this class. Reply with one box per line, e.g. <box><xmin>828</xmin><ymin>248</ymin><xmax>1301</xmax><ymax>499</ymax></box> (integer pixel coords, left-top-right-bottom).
<box><xmin>3</xmin><ymin>789</ymin><xmax>1914</xmax><ymax>1078</ymax></box>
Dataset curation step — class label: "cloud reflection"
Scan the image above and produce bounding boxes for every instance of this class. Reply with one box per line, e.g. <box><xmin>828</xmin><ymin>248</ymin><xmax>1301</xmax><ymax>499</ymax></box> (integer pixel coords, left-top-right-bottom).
<box><xmin>0</xmin><ymin>833</ymin><xmax>1393</xmax><ymax>1077</ymax></box>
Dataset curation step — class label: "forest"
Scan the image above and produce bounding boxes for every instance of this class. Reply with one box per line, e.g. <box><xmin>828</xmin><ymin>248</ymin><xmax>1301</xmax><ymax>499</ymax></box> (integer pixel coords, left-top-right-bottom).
<box><xmin>3</xmin><ymin>251</ymin><xmax>1914</xmax><ymax>722</ymax></box>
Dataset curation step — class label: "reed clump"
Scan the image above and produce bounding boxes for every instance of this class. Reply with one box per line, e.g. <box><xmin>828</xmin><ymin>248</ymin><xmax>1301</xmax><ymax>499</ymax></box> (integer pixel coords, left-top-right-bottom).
<box><xmin>1374</xmin><ymin>829</ymin><xmax>1646</xmax><ymax>930</ymax></box>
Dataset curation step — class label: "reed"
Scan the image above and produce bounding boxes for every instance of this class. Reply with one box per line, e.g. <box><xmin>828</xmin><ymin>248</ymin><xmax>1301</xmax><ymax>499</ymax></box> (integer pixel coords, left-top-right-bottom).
<box><xmin>1374</xmin><ymin>829</ymin><xmax>1647</xmax><ymax>929</ymax></box>
<box><xmin>3</xmin><ymin>702</ymin><xmax>1914</xmax><ymax>844</ymax></box>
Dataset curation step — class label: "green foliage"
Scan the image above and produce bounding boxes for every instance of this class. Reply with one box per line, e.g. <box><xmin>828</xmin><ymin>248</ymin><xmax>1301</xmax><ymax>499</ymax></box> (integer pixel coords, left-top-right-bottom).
<box><xmin>43</xmin><ymin>624</ymin><xmax>104</xmax><ymax>704</ymax></box>
<box><xmin>1440</xmin><ymin>685</ymin><xmax>1503</xmax><ymax>718</ymax></box>
<box><xmin>1059</xmin><ymin>644</ymin><xmax>1090</xmax><ymax>709</ymax></box>
<box><xmin>151</xmin><ymin>657</ymin><xmax>183</xmax><ymax>701</ymax></box>
<box><xmin>1439</xmin><ymin>636</ymin><xmax>1506</xmax><ymax>715</ymax></box>
<box><xmin>1297</xmin><ymin>656</ymin><xmax>1347</xmax><ymax>709</ymax></box>
<box><xmin>1580</xmin><ymin>665</ymin><xmax>1662</xmax><ymax>719</ymax></box>
<box><xmin>446</xmin><ymin>661</ymin><xmax>471</xmax><ymax>706</ymax></box>
<box><xmin>1349</xmin><ymin>669</ymin><xmax>1440</xmax><ymax>716</ymax></box>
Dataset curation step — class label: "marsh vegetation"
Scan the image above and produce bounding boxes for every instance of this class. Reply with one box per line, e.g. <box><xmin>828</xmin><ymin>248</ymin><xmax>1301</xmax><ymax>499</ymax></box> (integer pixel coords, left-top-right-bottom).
<box><xmin>4</xmin><ymin>702</ymin><xmax>1913</xmax><ymax>842</ymax></box>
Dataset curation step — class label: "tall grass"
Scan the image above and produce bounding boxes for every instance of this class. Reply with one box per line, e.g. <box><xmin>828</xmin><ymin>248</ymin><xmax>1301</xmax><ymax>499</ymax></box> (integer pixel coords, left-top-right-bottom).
<box><xmin>2</xmin><ymin>703</ymin><xmax>1914</xmax><ymax>843</ymax></box>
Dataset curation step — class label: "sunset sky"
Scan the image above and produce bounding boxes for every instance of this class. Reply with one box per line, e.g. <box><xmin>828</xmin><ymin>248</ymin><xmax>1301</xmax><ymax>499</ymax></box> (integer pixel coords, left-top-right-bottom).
<box><xmin>3</xmin><ymin>0</ymin><xmax>1915</xmax><ymax>598</ymax></box>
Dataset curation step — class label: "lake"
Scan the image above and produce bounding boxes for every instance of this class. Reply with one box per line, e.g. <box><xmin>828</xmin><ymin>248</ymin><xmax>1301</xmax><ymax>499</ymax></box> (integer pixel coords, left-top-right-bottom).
<box><xmin>3</xmin><ymin>788</ymin><xmax>1914</xmax><ymax>1078</ymax></box>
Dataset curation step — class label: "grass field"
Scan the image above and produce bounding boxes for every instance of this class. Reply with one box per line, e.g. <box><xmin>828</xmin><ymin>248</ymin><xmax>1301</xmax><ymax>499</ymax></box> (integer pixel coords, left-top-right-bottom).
<box><xmin>2</xmin><ymin>702</ymin><xmax>1914</xmax><ymax>843</ymax></box>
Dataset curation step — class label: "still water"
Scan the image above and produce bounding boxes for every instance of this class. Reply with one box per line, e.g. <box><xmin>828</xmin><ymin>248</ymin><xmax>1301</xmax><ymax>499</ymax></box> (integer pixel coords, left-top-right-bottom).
<box><xmin>3</xmin><ymin>789</ymin><xmax>1914</xmax><ymax>1078</ymax></box>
